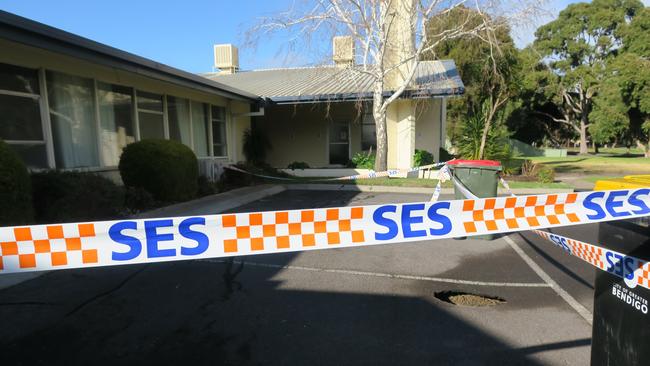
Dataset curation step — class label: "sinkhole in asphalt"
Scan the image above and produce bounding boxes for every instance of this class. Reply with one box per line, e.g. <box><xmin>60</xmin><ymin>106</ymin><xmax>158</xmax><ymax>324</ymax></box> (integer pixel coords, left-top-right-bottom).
<box><xmin>434</xmin><ymin>291</ymin><xmax>506</xmax><ymax>307</ymax></box>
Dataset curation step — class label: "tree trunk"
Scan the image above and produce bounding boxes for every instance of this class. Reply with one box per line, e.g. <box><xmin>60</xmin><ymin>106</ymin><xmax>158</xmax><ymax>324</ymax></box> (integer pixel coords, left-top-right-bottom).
<box><xmin>478</xmin><ymin>114</ymin><xmax>491</xmax><ymax>160</ymax></box>
<box><xmin>636</xmin><ymin>140</ymin><xmax>650</xmax><ymax>158</ymax></box>
<box><xmin>373</xmin><ymin>85</ymin><xmax>388</xmax><ymax>171</ymax></box>
<box><xmin>579</xmin><ymin>117</ymin><xmax>589</xmax><ymax>155</ymax></box>
<box><xmin>593</xmin><ymin>141</ymin><xmax>599</xmax><ymax>154</ymax></box>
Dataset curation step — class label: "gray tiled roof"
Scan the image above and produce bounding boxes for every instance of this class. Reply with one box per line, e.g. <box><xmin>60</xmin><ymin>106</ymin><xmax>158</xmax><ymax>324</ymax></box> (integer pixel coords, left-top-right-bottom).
<box><xmin>202</xmin><ymin>60</ymin><xmax>464</xmax><ymax>103</ymax></box>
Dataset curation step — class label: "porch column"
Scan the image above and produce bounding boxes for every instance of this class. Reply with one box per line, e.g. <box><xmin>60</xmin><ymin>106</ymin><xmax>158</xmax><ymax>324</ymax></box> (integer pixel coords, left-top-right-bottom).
<box><xmin>387</xmin><ymin>100</ymin><xmax>416</xmax><ymax>169</ymax></box>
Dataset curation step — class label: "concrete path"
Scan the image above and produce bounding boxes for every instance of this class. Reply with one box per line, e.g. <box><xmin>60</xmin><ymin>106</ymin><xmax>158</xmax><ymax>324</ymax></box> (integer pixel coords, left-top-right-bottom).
<box><xmin>0</xmin><ymin>190</ymin><xmax>594</xmax><ymax>365</ymax></box>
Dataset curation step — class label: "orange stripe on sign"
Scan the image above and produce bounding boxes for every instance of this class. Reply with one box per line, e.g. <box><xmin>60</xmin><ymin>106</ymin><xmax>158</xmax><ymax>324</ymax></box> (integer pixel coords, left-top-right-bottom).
<box><xmin>473</xmin><ymin>210</ymin><xmax>484</xmax><ymax>221</ymax></box>
<box><xmin>250</xmin><ymin>213</ymin><xmax>263</xmax><ymax>226</ymax></box>
<box><xmin>224</xmin><ymin>239</ymin><xmax>238</xmax><ymax>253</ymax></box>
<box><xmin>525</xmin><ymin>196</ymin><xmax>537</xmax><ymax>207</ymax></box>
<box><xmin>277</xmin><ymin>236</ymin><xmax>290</xmax><ymax>249</ymax></box>
<box><xmin>351</xmin><ymin>207</ymin><xmax>364</xmax><ymax>219</ymax></box>
<box><xmin>565</xmin><ymin>193</ymin><xmax>577</xmax><ymax>204</ymax></box>
<box><xmin>494</xmin><ymin>208</ymin><xmax>505</xmax><ymax>220</ymax></box>
<box><xmin>301</xmin><ymin>210</ymin><xmax>315</xmax><ymax>222</ymax></box>
<box><xmin>534</xmin><ymin>206</ymin><xmax>545</xmax><ymax>216</ymax></box>
<box><xmin>326</xmin><ymin>209</ymin><xmax>339</xmax><ymax>221</ymax></box>
<box><xmin>506</xmin><ymin>219</ymin><xmax>518</xmax><ymax>229</ymax></box>
<box><xmin>505</xmin><ymin>197</ymin><xmax>517</xmax><ymax>208</ymax></box>
<box><xmin>463</xmin><ymin>200</ymin><xmax>474</xmax><ymax>211</ymax></box>
<box><xmin>464</xmin><ymin>222</ymin><xmax>477</xmax><ymax>233</ymax></box>
<box><xmin>546</xmin><ymin>195</ymin><xmax>558</xmax><ymax>205</ymax></box>
<box><xmin>14</xmin><ymin>227</ymin><xmax>32</xmax><ymax>241</ymax></box>
<box><xmin>78</xmin><ymin>223</ymin><xmax>95</xmax><ymax>237</ymax></box>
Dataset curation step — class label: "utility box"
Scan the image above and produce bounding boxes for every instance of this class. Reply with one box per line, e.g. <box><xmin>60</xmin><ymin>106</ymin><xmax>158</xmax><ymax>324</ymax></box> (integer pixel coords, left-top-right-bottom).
<box><xmin>591</xmin><ymin>176</ymin><xmax>650</xmax><ymax>366</ymax></box>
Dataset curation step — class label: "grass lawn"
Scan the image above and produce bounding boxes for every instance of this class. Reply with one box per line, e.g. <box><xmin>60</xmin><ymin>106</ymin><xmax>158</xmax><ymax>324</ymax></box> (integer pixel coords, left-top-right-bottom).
<box><xmin>525</xmin><ymin>155</ymin><xmax>650</xmax><ymax>174</ymax></box>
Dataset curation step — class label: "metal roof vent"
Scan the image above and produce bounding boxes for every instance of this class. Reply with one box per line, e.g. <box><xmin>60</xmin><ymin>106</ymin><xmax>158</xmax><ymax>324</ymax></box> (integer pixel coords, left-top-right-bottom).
<box><xmin>333</xmin><ymin>36</ymin><xmax>354</xmax><ymax>67</ymax></box>
<box><xmin>214</xmin><ymin>44</ymin><xmax>239</xmax><ymax>74</ymax></box>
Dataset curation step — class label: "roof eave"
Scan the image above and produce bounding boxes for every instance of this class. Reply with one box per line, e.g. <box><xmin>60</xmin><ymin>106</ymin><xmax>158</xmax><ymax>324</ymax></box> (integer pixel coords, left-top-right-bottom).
<box><xmin>0</xmin><ymin>11</ymin><xmax>261</xmax><ymax>103</ymax></box>
<box><xmin>267</xmin><ymin>86</ymin><xmax>465</xmax><ymax>105</ymax></box>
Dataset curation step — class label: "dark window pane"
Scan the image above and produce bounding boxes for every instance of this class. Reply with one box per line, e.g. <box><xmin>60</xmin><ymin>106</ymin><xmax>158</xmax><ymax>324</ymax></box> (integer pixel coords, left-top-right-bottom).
<box><xmin>191</xmin><ymin>102</ymin><xmax>209</xmax><ymax>156</ymax></box>
<box><xmin>329</xmin><ymin>124</ymin><xmax>349</xmax><ymax>143</ymax></box>
<box><xmin>212</xmin><ymin>120</ymin><xmax>227</xmax><ymax>156</ymax></box>
<box><xmin>329</xmin><ymin>144</ymin><xmax>348</xmax><ymax>165</ymax></box>
<box><xmin>0</xmin><ymin>94</ymin><xmax>43</xmax><ymax>140</ymax></box>
<box><xmin>211</xmin><ymin>105</ymin><xmax>225</xmax><ymax>121</ymax></box>
<box><xmin>47</xmin><ymin>71</ymin><xmax>98</xmax><ymax>168</ymax></box>
<box><xmin>139</xmin><ymin>112</ymin><xmax>165</xmax><ymax>139</ymax></box>
<box><xmin>0</xmin><ymin>63</ymin><xmax>39</xmax><ymax>94</ymax></box>
<box><xmin>361</xmin><ymin>123</ymin><xmax>376</xmax><ymax>151</ymax></box>
<box><xmin>98</xmin><ymin>82</ymin><xmax>135</xmax><ymax>166</ymax></box>
<box><xmin>137</xmin><ymin>91</ymin><xmax>163</xmax><ymax>112</ymax></box>
<box><xmin>167</xmin><ymin>96</ymin><xmax>191</xmax><ymax>146</ymax></box>
<box><xmin>8</xmin><ymin>143</ymin><xmax>48</xmax><ymax>169</ymax></box>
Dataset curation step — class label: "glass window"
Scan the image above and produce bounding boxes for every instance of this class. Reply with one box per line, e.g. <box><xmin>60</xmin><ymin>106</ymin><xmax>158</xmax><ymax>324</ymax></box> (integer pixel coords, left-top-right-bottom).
<box><xmin>0</xmin><ymin>63</ymin><xmax>39</xmax><ymax>94</ymax></box>
<box><xmin>167</xmin><ymin>96</ymin><xmax>191</xmax><ymax>146</ymax></box>
<box><xmin>191</xmin><ymin>101</ymin><xmax>209</xmax><ymax>157</ymax></box>
<box><xmin>98</xmin><ymin>82</ymin><xmax>135</xmax><ymax>166</ymax></box>
<box><xmin>0</xmin><ymin>63</ymin><xmax>47</xmax><ymax>169</ymax></box>
<box><xmin>46</xmin><ymin>71</ymin><xmax>99</xmax><ymax>169</ymax></box>
<box><xmin>137</xmin><ymin>91</ymin><xmax>163</xmax><ymax>112</ymax></box>
<box><xmin>136</xmin><ymin>91</ymin><xmax>164</xmax><ymax>139</ymax></box>
<box><xmin>0</xmin><ymin>94</ymin><xmax>43</xmax><ymax>141</ymax></box>
<box><xmin>329</xmin><ymin>123</ymin><xmax>349</xmax><ymax>165</ymax></box>
<box><xmin>361</xmin><ymin>109</ymin><xmax>376</xmax><ymax>152</ymax></box>
<box><xmin>139</xmin><ymin>112</ymin><xmax>165</xmax><ymax>139</ymax></box>
<box><xmin>211</xmin><ymin>106</ymin><xmax>227</xmax><ymax>157</ymax></box>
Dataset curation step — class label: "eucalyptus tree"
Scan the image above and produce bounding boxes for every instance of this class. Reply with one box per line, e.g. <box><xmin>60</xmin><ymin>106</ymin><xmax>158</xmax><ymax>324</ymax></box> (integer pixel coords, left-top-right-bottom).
<box><xmin>533</xmin><ymin>0</ymin><xmax>644</xmax><ymax>154</ymax></box>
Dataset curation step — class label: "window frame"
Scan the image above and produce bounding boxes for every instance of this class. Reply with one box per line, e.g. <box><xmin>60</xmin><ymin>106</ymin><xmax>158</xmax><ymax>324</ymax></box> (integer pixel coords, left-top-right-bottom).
<box><xmin>0</xmin><ymin>61</ymin><xmax>234</xmax><ymax>170</ymax></box>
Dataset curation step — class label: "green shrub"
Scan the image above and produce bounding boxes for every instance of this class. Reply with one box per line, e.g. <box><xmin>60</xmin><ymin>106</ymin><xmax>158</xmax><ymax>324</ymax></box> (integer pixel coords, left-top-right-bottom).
<box><xmin>287</xmin><ymin>161</ymin><xmax>310</xmax><ymax>170</ymax></box>
<box><xmin>413</xmin><ymin>149</ymin><xmax>434</xmax><ymax>167</ymax></box>
<box><xmin>119</xmin><ymin>139</ymin><xmax>198</xmax><ymax>202</ymax></box>
<box><xmin>351</xmin><ymin>152</ymin><xmax>375</xmax><ymax>169</ymax></box>
<box><xmin>124</xmin><ymin>186</ymin><xmax>156</xmax><ymax>212</ymax></box>
<box><xmin>31</xmin><ymin>171</ymin><xmax>124</xmax><ymax>223</ymax></box>
<box><xmin>537</xmin><ymin>166</ymin><xmax>555</xmax><ymax>184</ymax></box>
<box><xmin>0</xmin><ymin>140</ymin><xmax>33</xmax><ymax>225</ymax></box>
<box><xmin>196</xmin><ymin>175</ymin><xmax>219</xmax><ymax>197</ymax></box>
<box><xmin>439</xmin><ymin>148</ymin><xmax>454</xmax><ymax>162</ymax></box>
<box><xmin>243</xmin><ymin>127</ymin><xmax>272</xmax><ymax>164</ymax></box>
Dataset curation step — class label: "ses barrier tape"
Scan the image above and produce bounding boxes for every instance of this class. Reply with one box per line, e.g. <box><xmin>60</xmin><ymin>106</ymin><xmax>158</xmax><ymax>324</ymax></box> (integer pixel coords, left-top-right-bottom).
<box><xmin>531</xmin><ymin>229</ymin><xmax>650</xmax><ymax>291</ymax></box>
<box><xmin>225</xmin><ymin>162</ymin><xmax>445</xmax><ymax>182</ymax></box>
<box><xmin>0</xmin><ymin>188</ymin><xmax>649</xmax><ymax>275</ymax></box>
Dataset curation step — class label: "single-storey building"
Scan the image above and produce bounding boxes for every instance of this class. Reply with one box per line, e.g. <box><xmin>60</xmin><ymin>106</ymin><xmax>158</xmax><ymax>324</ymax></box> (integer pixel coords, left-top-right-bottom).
<box><xmin>0</xmin><ymin>10</ymin><xmax>464</xmax><ymax>179</ymax></box>
<box><xmin>205</xmin><ymin>41</ymin><xmax>464</xmax><ymax>170</ymax></box>
<box><xmin>0</xmin><ymin>11</ymin><xmax>259</xmax><ymax>181</ymax></box>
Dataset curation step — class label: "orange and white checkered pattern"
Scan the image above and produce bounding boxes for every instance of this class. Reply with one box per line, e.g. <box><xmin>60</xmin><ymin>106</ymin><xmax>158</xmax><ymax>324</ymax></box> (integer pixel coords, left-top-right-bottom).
<box><xmin>462</xmin><ymin>193</ymin><xmax>581</xmax><ymax>234</ymax></box>
<box><xmin>532</xmin><ymin>230</ymin><xmax>604</xmax><ymax>270</ymax></box>
<box><xmin>0</xmin><ymin>223</ymin><xmax>97</xmax><ymax>271</ymax></box>
<box><xmin>219</xmin><ymin>207</ymin><xmax>366</xmax><ymax>254</ymax></box>
<box><xmin>636</xmin><ymin>263</ymin><xmax>650</xmax><ymax>288</ymax></box>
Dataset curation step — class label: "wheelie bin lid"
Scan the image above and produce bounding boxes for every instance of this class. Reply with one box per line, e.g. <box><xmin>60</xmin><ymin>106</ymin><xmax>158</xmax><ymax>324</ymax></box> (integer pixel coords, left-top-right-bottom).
<box><xmin>594</xmin><ymin>175</ymin><xmax>650</xmax><ymax>191</ymax></box>
<box><xmin>446</xmin><ymin>160</ymin><xmax>502</xmax><ymax>170</ymax></box>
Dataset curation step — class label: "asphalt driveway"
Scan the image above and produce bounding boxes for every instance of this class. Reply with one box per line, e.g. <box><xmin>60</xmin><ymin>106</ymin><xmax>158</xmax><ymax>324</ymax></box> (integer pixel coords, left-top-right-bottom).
<box><xmin>0</xmin><ymin>190</ymin><xmax>595</xmax><ymax>365</ymax></box>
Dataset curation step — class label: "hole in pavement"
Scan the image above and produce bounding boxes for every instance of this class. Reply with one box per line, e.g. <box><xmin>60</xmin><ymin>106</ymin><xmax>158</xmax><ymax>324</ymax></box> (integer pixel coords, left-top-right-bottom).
<box><xmin>434</xmin><ymin>291</ymin><xmax>506</xmax><ymax>307</ymax></box>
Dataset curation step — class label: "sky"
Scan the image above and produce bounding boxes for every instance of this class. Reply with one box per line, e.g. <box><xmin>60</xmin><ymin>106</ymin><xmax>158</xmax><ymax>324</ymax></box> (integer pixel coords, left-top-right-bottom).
<box><xmin>1</xmin><ymin>0</ymin><xmax>648</xmax><ymax>73</ymax></box>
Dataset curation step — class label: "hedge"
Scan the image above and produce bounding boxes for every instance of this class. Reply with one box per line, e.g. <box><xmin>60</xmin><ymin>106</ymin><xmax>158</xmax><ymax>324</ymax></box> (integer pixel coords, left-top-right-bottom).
<box><xmin>0</xmin><ymin>140</ymin><xmax>33</xmax><ymax>225</ymax></box>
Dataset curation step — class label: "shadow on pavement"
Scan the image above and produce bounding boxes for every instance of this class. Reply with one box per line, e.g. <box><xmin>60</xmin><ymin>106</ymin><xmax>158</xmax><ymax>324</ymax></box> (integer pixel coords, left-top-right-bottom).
<box><xmin>0</xmin><ymin>191</ymin><xmax>581</xmax><ymax>365</ymax></box>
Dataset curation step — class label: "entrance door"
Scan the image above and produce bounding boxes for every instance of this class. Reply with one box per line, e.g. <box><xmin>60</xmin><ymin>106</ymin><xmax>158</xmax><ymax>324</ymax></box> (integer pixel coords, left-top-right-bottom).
<box><xmin>329</xmin><ymin>123</ymin><xmax>349</xmax><ymax>165</ymax></box>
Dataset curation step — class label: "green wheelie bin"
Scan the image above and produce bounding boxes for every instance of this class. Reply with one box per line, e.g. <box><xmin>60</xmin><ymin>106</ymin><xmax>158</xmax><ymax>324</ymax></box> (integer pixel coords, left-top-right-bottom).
<box><xmin>447</xmin><ymin>160</ymin><xmax>503</xmax><ymax>240</ymax></box>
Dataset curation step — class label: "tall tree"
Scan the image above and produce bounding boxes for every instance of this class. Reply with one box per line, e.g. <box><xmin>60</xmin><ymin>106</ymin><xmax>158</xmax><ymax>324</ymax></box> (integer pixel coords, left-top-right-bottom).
<box><xmin>424</xmin><ymin>6</ymin><xmax>520</xmax><ymax>159</ymax></box>
<box><xmin>533</xmin><ymin>0</ymin><xmax>644</xmax><ymax>154</ymax></box>
<box><xmin>250</xmin><ymin>0</ymin><xmax>542</xmax><ymax>170</ymax></box>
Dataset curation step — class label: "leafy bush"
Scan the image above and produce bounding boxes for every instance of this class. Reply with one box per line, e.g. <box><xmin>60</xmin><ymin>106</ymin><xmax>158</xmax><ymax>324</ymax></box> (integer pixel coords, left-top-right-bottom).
<box><xmin>439</xmin><ymin>148</ymin><xmax>455</xmax><ymax>162</ymax></box>
<box><xmin>413</xmin><ymin>149</ymin><xmax>434</xmax><ymax>167</ymax></box>
<box><xmin>0</xmin><ymin>140</ymin><xmax>33</xmax><ymax>225</ymax></box>
<box><xmin>243</xmin><ymin>127</ymin><xmax>272</xmax><ymax>164</ymax></box>
<box><xmin>31</xmin><ymin>171</ymin><xmax>124</xmax><ymax>223</ymax></box>
<box><xmin>457</xmin><ymin>100</ymin><xmax>513</xmax><ymax>162</ymax></box>
<box><xmin>124</xmin><ymin>186</ymin><xmax>156</xmax><ymax>212</ymax></box>
<box><xmin>196</xmin><ymin>175</ymin><xmax>220</xmax><ymax>197</ymax></box>
<box><xmin>537</xmin><ymin>166</ymin><xmax>555</xmax><ymax>183</ymax></box>
<box><xmin>287</xmin><ymin>161</ymin><xmax>310</xmax><ymax>170</ymax></box>
<box><xmin>351</xmin><ymin>152</ymin><xmax>375</xmax><ymax>169</ymax></box>
<box><xmin>119</xmin><ymin>139</ymin><xmax>198</xmax><ymax>202</ymax></box>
